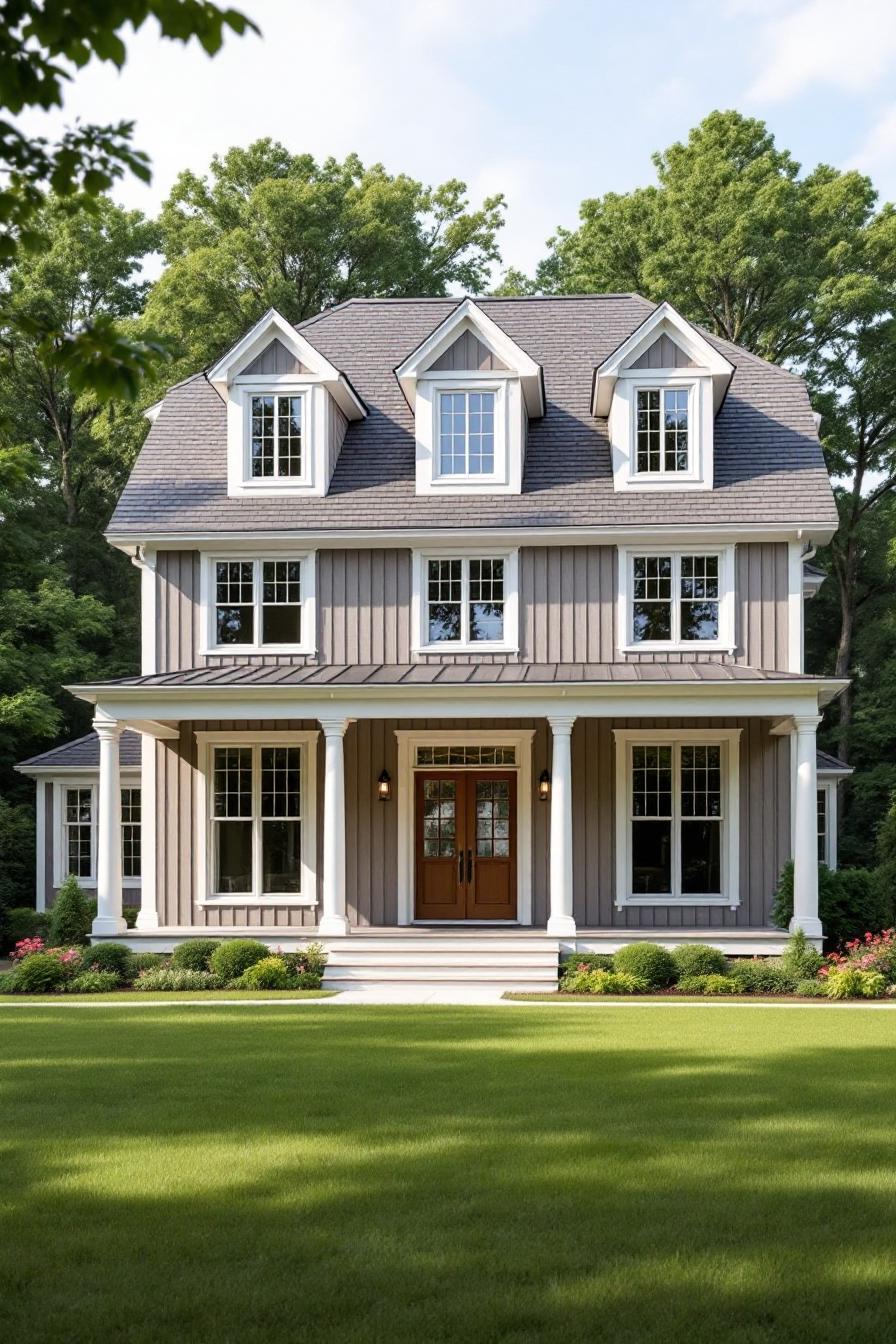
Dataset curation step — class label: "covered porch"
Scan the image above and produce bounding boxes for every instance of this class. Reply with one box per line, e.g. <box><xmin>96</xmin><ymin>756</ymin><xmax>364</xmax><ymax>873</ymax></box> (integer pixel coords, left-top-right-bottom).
<box><xmin>68</xmin><ymin>662</ymin><xmax>846</xmax><ymax>956</ymax></box>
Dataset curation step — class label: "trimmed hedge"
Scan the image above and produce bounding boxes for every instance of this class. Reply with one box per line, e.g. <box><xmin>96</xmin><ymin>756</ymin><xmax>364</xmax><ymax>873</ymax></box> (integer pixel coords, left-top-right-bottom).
<box><xmin>614</xmin><ymin>942</ymin><xmax>677</xmax><ymax>988</ymax></box>
<box><xmin>672</xmin><ymin>944</ymin><xmax>728</xmax><ymax>979</ymax></box>
<box><xmin>171</xmin><ymin>939</ymin><xmax>222</xmax><ymax>972</ymax></box>
<box><xmin>209</xmin><ymin>940</ymin><xmax>270</xmax><ymax>982</ymax></box>
<box><xmin>80</xmin><ymin>943</ymin><xmax>135</xmax><ymax>984</ymax></box>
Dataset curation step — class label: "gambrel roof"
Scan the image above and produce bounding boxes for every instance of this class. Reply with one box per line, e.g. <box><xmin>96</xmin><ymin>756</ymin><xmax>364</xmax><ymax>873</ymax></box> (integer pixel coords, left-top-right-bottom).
<box><xmin>107</xmin><ymin>294</ymin><xmax>838</xmax><ymax>538</ymax></box>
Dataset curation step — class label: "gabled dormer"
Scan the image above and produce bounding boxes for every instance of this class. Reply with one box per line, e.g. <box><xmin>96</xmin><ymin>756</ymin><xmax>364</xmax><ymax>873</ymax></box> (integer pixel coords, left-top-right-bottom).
<box><xmin>592</xmin><ymin>302</ymin><xmax>733</xmax><ymax>493</ymax></box>
<box><xmin>395</xmin><ymin>298</ymin><xmax>544</xmax><ymax>496</ymax></box>
<box><xmin>208</xmin><ymin>308</ymin><xmax>366</xmax><ymax>499</ymax></box>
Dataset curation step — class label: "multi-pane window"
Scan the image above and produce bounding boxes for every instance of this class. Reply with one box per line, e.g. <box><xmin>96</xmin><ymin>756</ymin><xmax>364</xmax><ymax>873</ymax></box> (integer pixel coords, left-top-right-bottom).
<box><xmin>65</xmin><ymin>788</ymin><xmax>93</xmax><ymax>878</ymax></box>
<box><xmin>426</xmin><ymin>556</ymin><xmax>505</xmax><ymax>645</ymax></box>
<box><xmin>416</xmin><ymin>745</ymin><xmax>516</xmax><ymax>767</ymax></box>
<box><xmin>630</xmin><ymin>743</ymin><xmax>723</xmax><ymax>897</ymax></box>
<box><xmin>213</xmin><ymin>557</ymin><xmax>306</xmax><ymax>648</ymax></box>
<box><xmin>636</xmin><ymin>387</ymin><xmax>689</xmax><ymax>473</ymax></box>
<box><xmin>817</xmin><ymin>789</ymin><xmax>827</xmax><ymax>865</ymax></box>
<box><xmin>121</xmin><ymin>787</ymin><xmax>142</xmax><ymax>880</ymax></box>
<box><xmin>211</xmin><ymin>745</ymin><xmax>303</xmax><ymax>896</ymax></box>
<box><xmin>439</xmin><ymin>390</ymin><xmax>495</xmax><ymax>476</ymax></box>
<box><xmin>631</xmin><ymin>553</ymin><xmax>720</xmax><ymax>644</ymax></box>
<box><xmin>250</xmin><ymin>394</ymin><xmax>303</xmax><ymax>478</ymax></box>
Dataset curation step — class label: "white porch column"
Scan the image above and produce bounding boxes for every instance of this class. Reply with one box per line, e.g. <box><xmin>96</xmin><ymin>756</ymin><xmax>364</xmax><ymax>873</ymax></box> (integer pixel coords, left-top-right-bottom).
<box><xmin>791</xmin><ymin>712</ymin><xmax>823</xmax><ymax>939</ymax></box>
<box><xmin>318</xmin><ymin>717</ymin><xmax>350</xmax><ymax>935</ymax></box>
<box><xmin>135</xmin><ymin>732</ymin><xmax>159</xmax><ymax>930</ymax></box>
<box><xmin>92</xmin><ymin>716</ymin><xmax>126</xmax><ymax>937</ymax></box>
<box><xmin>547</xmin><ymin>715</ymin><xmax>577</xmax><ymax>936</ymax></box>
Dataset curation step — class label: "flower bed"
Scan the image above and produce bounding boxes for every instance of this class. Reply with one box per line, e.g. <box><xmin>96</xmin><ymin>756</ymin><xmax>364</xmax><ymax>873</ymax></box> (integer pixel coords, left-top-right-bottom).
<box><xmin>555</xmin><ymin>929</ymin><xmax>896</xmax><ymax>1001</ymax></box>
<box><xmin>0</xmin><ymin>937</ymin><xmax>329</xmax><ymax>995</ymax></box>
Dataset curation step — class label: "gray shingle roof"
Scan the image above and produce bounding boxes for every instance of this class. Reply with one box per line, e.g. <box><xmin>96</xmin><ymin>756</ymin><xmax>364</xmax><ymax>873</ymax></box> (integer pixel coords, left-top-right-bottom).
<box><xmin>17</xmin><ymin>729</ymin><xmax>142</xmax><ymax>771</ymax></box>
<box><xmin>78</xmin><ymin>662</ymin><xmax>820</xmax><ymax>689</ymax></box>
<box><xmin>816</xmin><ymin>748</ymin><xmax>853</xmax><ymax>775</ymax></box>
<box><xmin>107</xmin><ymin>295</ymin><xmax>838</xmax><ymax>536</ymax></box>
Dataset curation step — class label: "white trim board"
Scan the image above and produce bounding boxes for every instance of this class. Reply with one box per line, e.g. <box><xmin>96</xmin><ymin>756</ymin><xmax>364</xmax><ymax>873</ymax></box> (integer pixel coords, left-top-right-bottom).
<box><xmin>394</xmin><ymin>728</ymin><xmax>535</xmax><ymax>928</ymax></box>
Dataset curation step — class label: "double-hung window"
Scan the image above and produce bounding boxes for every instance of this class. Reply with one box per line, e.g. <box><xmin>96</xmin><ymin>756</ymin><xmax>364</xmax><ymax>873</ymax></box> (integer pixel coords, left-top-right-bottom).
<box><xmin>622</xmin><ymin>549</ymin><xmax>732</xmax><ymax>650</ymax></box>
<box><xmin>635</xmin><ymin>387</ymin><xmax>689</xmax><ymax>474</ymax></box>
<box><xmin>615</xmin><ymin>730</ymin><xmax>740</xmax><ymax>906</ymax></box>
<box><xmin>121</xmin><ymin>787</ymin><xmax>142</xmax><ymax>880</ymax></box>
<box><xmin>249</xmin><ymin>393</ymin><xmax>304</xmax><ymax>479</ymax></box>
<box><xmin>206</xmin><ymin>555</ymin><xmax>315</xmax><ymax>653</ymax></box>
<box><xmin>438</xmin><ymin>390</ymin><xmax>496</xmax><ymax>476</ymax></box>
<box><xmin>64</xmin><ymin>787</ymin><xmax>93</xmax><ymax>879</ymax></box>
<box><xmin>59</xmin><ymin>783</ymin><xmax>141</xmax><ymax>884</ymax></box>
<box><xmin>201</xmin><ymin>734</ymin><xmax>317</xmax><ymax>904</ymax></box>
<box><xmin>415</xmin><ymin>552</ymin><xmax>518</xmax><ymax>651</ymax></box>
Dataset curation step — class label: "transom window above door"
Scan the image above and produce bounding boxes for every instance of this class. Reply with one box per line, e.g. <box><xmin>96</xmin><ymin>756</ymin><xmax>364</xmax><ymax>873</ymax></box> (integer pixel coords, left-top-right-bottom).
<box><xmin>438</xmin><ymin>390</ymin><xmax>496</xmax><ymax>476</ymax></box>
<box><xmin>202</xmin><ymin>554</ymin><xmax>316</xmax><ymax>655</ymax></box>
<box><xmin>412</xmin><ymin>551</ymin><xmax>519</xmax><ymax>653</ymax></box>
<box><xmin>618</xmin><ymin>547</ymin><xmax>734</xmax><ymax>652</ymax></box>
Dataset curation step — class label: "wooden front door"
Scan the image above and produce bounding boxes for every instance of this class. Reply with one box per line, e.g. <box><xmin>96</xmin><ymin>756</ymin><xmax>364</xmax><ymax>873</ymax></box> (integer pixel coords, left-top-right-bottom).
<box><xmin>414</xmin><ymin>771</ymin><xmax>517</xmax><ymax>921</ymax></box>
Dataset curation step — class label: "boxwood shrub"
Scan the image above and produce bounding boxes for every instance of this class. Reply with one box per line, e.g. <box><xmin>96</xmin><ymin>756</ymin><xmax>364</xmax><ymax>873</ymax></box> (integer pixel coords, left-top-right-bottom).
<box><xmin>729</xmin><ymin>959</ymin><xmax>797</xmax><ymax>994</ymax></box>
<box><xmin>209</xmin><ymin>939</ymin><xmax>269</xmax><ymax>983</ymax></box>
<box><xmin>80</xmin><ymin>943</ymin><xmax>134</xmax><ymax>984</ymax></box>
<box><xmin>672</xmin><ymin>944</ymin><xmax>728</xmax><ymax>979</ymax></box>
<box><xmin>614</xmin><ymin>942</ymin><xmax>676</xmax><ymax>988</ymax></box>
<box><xmin>171</xmin><ymin>939</ymin><xmax>222</xmax><ymax>972</ymax></box>
<box><xmin>15</xmin><ymin>954</ymin><xmax>67</xmax><ymax>993</ymax></box>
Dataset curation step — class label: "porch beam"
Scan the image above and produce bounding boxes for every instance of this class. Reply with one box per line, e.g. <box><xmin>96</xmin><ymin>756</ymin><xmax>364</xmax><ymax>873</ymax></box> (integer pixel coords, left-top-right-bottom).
<box><xmin>547</xmin><ymin>715</ymin><xmax>577</xmax><ymax>936</ymax></box>
<box><xmin>791</xmin><ymin>712</ymin><xmax>823</xmax><ymax>939</ymax></box>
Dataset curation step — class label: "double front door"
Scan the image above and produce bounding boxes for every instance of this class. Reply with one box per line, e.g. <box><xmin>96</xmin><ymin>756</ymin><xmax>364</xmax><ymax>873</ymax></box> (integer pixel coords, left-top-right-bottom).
<box><xmin>414</xmin><ymin>770</ymin><xmax>517</xmax><ymax>921</ymax></box>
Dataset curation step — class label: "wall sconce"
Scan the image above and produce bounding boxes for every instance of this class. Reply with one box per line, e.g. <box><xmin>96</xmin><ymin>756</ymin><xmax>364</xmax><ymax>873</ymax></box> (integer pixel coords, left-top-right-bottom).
<box><xmin>377</xmin><ymin>769</ymin><xmax>392</xmax><ymax>802</ymax></box>
<box><xmin>538</xmin><ymin>769</ymin><xmax>551</xmax><ymax>801</ymax></box>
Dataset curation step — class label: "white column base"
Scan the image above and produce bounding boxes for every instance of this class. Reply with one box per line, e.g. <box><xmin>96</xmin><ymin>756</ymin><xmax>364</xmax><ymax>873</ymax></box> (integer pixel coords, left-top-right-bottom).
<box><xmin>546</xmin><ymin>913</ymin><xmax>577</xmax><ymax>936</ymax></box>
<box><xmin>91</xmin><ymin>915</ymin><xmax>127</xmax><ymax>938</ymax></box>
<box><xmin>317</xmin><ymin>913</ymin><xmax>350</xmax><ymax>936</ymax></box>
<box><xmin>789</xmin><ymin>914</ymin><xmax>823</xmax><ymax>939</ymax></box>
<box><xmin>135</xmin><ymin>909</ymin><xmax>160</xmax><ymax>931</ymax></box>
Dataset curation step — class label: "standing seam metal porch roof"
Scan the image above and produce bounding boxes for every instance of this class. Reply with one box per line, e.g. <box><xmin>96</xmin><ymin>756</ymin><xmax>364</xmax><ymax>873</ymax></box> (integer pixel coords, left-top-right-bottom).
<box><xmin>107</xmin><ymin>295</ymin><xmax>839</xmax><ymax>536</ymax></box>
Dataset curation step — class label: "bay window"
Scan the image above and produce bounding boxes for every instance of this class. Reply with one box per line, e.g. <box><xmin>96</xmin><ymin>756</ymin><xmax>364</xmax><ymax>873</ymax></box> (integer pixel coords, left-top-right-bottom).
<box><xmin>204</xmin><ymin>554</ymin><xmax>315</xmax><ymax>654</ymax></box>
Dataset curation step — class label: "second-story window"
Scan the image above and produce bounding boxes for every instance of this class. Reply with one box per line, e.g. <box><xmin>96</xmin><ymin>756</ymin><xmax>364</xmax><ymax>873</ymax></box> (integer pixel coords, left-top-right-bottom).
<box><xmin>636</xmin><ymin>388</ymin><xmax>689</xmax><ymax>474</ymax></box>
<box><xmin>250</xmin><ymin>394</ymin><xmax>303</xmax><ymax>478</ymax></box>
<box><xmin>620</xmin><ymin>548</ymin><xmax>733</xmax><ymax>652</ymax></box>
<box><xmin>207</xmin><ymin>555</ymin><xmax>315</xmax><ymax>654</ymax></box>
<box><xmin>438</xmin><ymin>390</ymin><xmax>496</xmax><ymax>476</ymax></box>
<box><xmin>413</xmin><ymin>550</ymin><xmax>518</xmax><ymax>653</ymax></box>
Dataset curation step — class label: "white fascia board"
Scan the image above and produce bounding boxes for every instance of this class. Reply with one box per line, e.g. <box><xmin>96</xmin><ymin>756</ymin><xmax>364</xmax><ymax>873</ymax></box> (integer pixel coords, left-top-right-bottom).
<box><xmin>206</xmin><ymin>307</ymin><xmax>366</xmax><ymax>421</ymax></box>
<box><xmin>395</xmin><ymin>298</ymin><xmax>544</xmax><ymax>417</ymax></box>
<box><xmin>104</xmin><ymin>520</ymin><xmax>840</xmax><ymax>554</ymax></box>
<box><xmin>593</xmin><ymin>301</ymin><xmax>734</xmax><ymax>417</ymax></box>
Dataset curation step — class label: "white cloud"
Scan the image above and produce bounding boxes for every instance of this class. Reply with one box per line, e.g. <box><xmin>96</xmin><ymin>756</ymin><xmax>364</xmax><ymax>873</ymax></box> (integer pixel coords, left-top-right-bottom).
<box><xmin>847</xmin><ymin>101</ymin><xmax>896</xmax><ymax>200</ymax></box>
<box><xmin>746</xmin><ymin>0</ymin><xmax>896</xmax><ymax>101</ymax></box>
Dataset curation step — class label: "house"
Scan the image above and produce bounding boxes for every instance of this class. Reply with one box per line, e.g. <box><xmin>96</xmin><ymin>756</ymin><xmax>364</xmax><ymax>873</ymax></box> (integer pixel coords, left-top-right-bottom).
<box><xmin>16</xmin><ymin>295</ymin><xmax>851</xmax><ymax>986</ymax></box>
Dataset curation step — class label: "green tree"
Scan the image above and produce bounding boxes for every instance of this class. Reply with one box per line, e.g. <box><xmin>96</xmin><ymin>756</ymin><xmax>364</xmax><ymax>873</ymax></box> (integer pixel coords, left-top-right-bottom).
<box><xmin>146</xmin><ymin>142</ymin><xmax>506</xmax><ymax>372</ymax></box>
<box><xmin>0</xmin><ymin>0</ymin><xmax>256</xmax><ymax>398</ymax></box>
<box><xmin>47</xmin><ymin>874</ymin><xmax>91</xmax><ymax>946</ymax></box>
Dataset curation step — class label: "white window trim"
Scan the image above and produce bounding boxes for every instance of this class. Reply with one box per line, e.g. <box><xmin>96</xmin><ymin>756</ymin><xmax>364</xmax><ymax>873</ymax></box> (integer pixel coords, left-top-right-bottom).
<box><xmin>608</xmin><ymin>371</ymin><xmax>714</xmax><ymax>493</ymax></box>
<box><xmin>613</xmin><ymin>728</ymin><xmax>741</xmax><ymax>909</ymax></box>
<box><xmin>241</xmin><ymin>384</ymin><xmax>312</xmax><ymax>488</ymax></box>
<box><xmin>414</xmin><ymin>372</ymin><xmax>525</xmax><ymax>497</ymax></box>
<box><xmin>410</xmin><ymin>547</ymin><xmax>519</xmax><ymax>655</ymax></box>
<box><xmin>394</xmin><ymin>728</ymin><xmax>535</xmax><ymax>927</ymax></box>
<box><xmin>617</xmin><ymin>544</ymin><xmax>735</xmax><ymax>654</ymax></box>
<box><xmin>194</xmin><ymin>730</ymin><xmax>318</xmax><ymax>908</ymax></box>
<box><xmin>632</xmin><ymin>383</ymin><xmax>694</xmax><ymax>479</ymax></box>
<box><xmin>818</xmin><ymin>778</ymin><xmax>839</xmax><ymax>870</ymax></box>
<box><xmin>199</xmin><ymin>551</ymin><xmax>317</xmax><ymax>657</ymax></box>
<box><xmin>52</xmin><ymin>772</ymin><xmax>142</xmax><ymax>889</ymax></box>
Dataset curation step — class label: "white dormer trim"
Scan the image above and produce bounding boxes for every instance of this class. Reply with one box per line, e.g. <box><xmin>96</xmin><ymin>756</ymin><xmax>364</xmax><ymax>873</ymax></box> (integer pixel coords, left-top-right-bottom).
<box><xmin>395</xmin><ymin>298</ymin><xmax>544</xmax><ymax>418</ymax></box>
<box><xmin>209</xmin><ymin>309</ymin><xmax>365</xmax><ymax>501</ymax></box>
<box><xmin>592</xmin><ymin>301</ymin><xmax>733</xmax><ymax>417</ymax></box>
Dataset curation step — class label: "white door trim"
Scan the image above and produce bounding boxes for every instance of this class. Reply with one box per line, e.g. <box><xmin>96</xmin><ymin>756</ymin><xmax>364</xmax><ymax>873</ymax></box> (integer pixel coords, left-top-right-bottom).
<box><xmin>394</xmin><ymin>728</ymin><xmax>535</xmax><ymax>927</ymax></box>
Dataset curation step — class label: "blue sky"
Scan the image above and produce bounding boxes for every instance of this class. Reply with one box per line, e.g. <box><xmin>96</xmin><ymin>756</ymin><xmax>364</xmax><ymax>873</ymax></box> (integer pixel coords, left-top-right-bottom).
<box><xmin>19</xmin><ymin>0</ymin><xmax>896</xmax><ymax>280</ymax></box>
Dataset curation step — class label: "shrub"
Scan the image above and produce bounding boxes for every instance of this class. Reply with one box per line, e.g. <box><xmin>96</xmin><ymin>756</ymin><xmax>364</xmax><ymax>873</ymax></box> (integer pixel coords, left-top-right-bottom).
<box><xmin>781</xmin><ymin>928</ymin><xmax>824</xmax><ymax>980</ymax></box>
<box><xmin>2</xmin><ymin>907</ymin><xmax>49</xmax><ymax>954</ymax></box>
<box><xmin>171</xmin><ymin>939</ymin><xmax>222</xmax><ymax>972</ymax></box>
<box><xmin>796</xmin><ymin>978</ymin><xmax>828</xmax><ymax>998</ymax></box>
<box><xmin>613</xmin><ymin>942</ymin><xmax>676</xmax><ymax>988</ymax></box>
<box><xmin>729</xmin><ymin>959</ymin><xmax>798</xmax><ymax>995</ymax></box>
<box><xmin>824</xmin><ymin>928</ymin><xmax>896</xmax><ymax>982</ymax></box>
<box><xmin>560</xmin><ymin>953</ymin><xmax>615</xmax><ymax>976</ymax></box>
<box><xmin>236</xmin><ymin>956</ymin><xmax>291</xmax><ymax>990</ymax></box>
<box><xmin>11</xmin><ymin>936</ymin><xmax>46</xmax><ymax>960</ymax></box>
<box><xmin>65</xmin><ymin>971</ymin><xmax>120</xmax><ymax>994</ymax></box>
<box><xmin>294</xmin><ymin>970</ymin><xmax>325</xmax><ymax>990</ymax></box>
<box><xmin>772</xmin><ymin>861</ymin><xmax>890</xmax><ymax>949</ymax></box>
<box><xmin>122</xmin><ymin>905</ymin><xmax>139</xmax><ymax>928</ymax></box>
<box><xmin>0</xmin><ymin>970</ymin><xmax>19</xmax><ymax>994</ymax></box>
<box><xmin>677</xmin><ymin>974</ymin><xmax>739</xmax><ymax>995</ymax></box>
<box><xmin>825</xmin><ymin>968</ymin><xmax>886</xmax><ymax>1000</ymax></box>
<box><xmin>48</xmin><ymin>875</ymin><xmax>91</xmax><ymax>946</ymax></box>
<box><xmin>209</xmin><ymin>939</ymin><xmax>269</xmax><ymax>982</ymax></box>
<box><xmin>560</xmin><ymin>968</ymin><xmax>648</xmax><ymax>995</ymax></box>
<box><xmin>15</xmin><ymin>954</ymin><xmax>66</xmax><ymax>993</ymax></box>
<box><xmin>79</xmin><ymin>943</ymin><xmax>134</xmax><ymax>984</ymax></box>
<box><xmin>134</xmin><ymin>969</ymin><xmax>222</xmax><ymax>991</ymax></box>
<box><xmin>130</xmin><ymin>952</ymin><xmax>168</xmax><ymax>974</ymax></box>
<box><xmin>672</xmin><ymin>944</ymin><xmax>728</xmax><ymax>979</ymax></box>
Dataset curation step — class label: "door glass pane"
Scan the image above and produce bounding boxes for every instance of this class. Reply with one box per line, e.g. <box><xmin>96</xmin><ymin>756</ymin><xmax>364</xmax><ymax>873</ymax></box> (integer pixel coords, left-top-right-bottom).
<box><xmin>422</xmin><ymin>778</ymin><xmax>456</xmax><ymax>857</ymax></box>
<box><xmin>475</xmin><ymin>779</ymin><xmax>510</xmax><ymax>858</ymax></box>
<box><xmin>216</xmin><ymin>821</ymin><xmax>252</xmax><ymax>893</ymax></box>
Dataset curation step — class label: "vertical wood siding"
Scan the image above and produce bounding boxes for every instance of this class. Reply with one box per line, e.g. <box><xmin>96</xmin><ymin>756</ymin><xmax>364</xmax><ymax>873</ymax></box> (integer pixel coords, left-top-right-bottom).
<box><xmin>429</xmin><ymin>331</ymin><xmax>508</xmax><ymax>371</ymax></box>
<box><xmin>630</xmin><ymin>334</ymin><xmax>697</xmax><ymax>369</ymax></box>
<box><xmin>242</xmin><ymin>339</ymin><xmax>307</xmax><ymax>375</ymax></box>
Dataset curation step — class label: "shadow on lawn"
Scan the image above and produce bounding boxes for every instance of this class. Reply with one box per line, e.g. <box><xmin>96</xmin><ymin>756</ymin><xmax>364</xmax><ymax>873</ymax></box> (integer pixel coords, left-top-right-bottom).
<box><xmin>1</xmin><ymin>1006</ymin><xmax>896</xmax><ymax>1344</ymax></box>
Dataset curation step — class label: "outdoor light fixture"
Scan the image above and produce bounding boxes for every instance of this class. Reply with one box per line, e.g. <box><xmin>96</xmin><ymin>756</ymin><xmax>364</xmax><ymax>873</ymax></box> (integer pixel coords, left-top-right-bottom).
<box><xmin>377</xmin><ymin>769</ymin><xmax>392</xmax><ymax>802</ymax></box>
<box><xmin>538</xmin><ymin>769</ymin><xmax>551</xmax><ymax>801</ymax></box>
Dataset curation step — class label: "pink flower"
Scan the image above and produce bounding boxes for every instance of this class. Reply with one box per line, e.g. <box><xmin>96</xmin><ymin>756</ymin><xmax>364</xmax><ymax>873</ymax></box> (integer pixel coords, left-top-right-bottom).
<box><xmin>12</xmin><ymin>937</ymin><xmax>44</xmax><ymax>961</ymax></box>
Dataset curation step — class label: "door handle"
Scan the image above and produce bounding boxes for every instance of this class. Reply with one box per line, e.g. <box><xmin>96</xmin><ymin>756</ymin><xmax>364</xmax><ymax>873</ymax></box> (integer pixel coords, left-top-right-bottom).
<box><xmin>458</xmin><ymin>850</ymin><xmax>464</xmax><ymax>886</ymax></box>
<box><xmin>467</xmin><ymin>848</ymin><xmax>473</xmax><ymax>883</ymax></box>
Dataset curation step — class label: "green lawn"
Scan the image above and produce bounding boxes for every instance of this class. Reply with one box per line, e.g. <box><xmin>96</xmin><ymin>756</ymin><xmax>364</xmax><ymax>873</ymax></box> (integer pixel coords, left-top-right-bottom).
<box><xmin>2</xmin><ymin>1007</ymin><xmax>896</xmax><ymax>1343</ymax></box>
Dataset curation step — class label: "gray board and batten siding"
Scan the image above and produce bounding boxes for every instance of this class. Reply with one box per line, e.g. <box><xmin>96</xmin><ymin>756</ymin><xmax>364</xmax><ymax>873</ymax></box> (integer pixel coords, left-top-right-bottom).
<box><xmin>152</xmin><ymin>716</ymin><xmax>788</xmax><ymax>932</ymax></box>
<box><xmin>153</xmin><ymin>542</ymin><xmax>790</xmax><ymax>673</ymax></box>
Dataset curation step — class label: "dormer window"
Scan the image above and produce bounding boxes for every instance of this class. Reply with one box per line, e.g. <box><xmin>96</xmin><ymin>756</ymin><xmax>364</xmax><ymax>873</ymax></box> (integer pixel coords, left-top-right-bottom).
<box><xmin>636</xmin><ymin>387</ymin><xmax>689</xmax><ymax>474</ymax></box>
<box><xmin>250</xmin><ymin>394</ymin><xmax>303</xmax><ymax>479</ymax></box>
<box><xmin>438</xmin><ymin>389</ymin><xmax>497</xmax><ymax>478</ymax></box>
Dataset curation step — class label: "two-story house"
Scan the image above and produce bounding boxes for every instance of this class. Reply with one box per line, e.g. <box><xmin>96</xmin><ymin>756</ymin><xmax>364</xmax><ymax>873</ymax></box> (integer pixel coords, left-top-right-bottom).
<box><xmin>17</xmin><ymin>295</ymin><xmax>849</xmax><ymax>987</ymax></box>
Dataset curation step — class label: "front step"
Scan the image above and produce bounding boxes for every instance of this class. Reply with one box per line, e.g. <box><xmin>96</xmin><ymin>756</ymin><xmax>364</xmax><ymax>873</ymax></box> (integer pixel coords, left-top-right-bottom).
<box><xmin>320</xmin><ymin>933</ymin><xmax>560</xmax><ymax>990</ymax></box>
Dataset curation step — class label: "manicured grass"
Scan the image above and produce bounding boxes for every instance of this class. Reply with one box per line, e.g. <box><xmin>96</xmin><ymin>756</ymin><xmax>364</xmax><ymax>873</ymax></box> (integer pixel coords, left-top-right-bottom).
<box><xmin>2</xmin><ymin>1007</ymin><xmax>896</xmax><ymax>1343</ymax></box>
<box><xmin>0</xmin><ymin>988</ymin><xmax>338</xmax><ymax>1003</ymax></box>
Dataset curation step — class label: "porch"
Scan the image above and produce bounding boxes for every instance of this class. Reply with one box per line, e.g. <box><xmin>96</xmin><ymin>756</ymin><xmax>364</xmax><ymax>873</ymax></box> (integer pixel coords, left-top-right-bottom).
<box><xmin>68</xmin><ymin>661</ymin><xmax>845</xmax><ymax>964</ymax></box>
